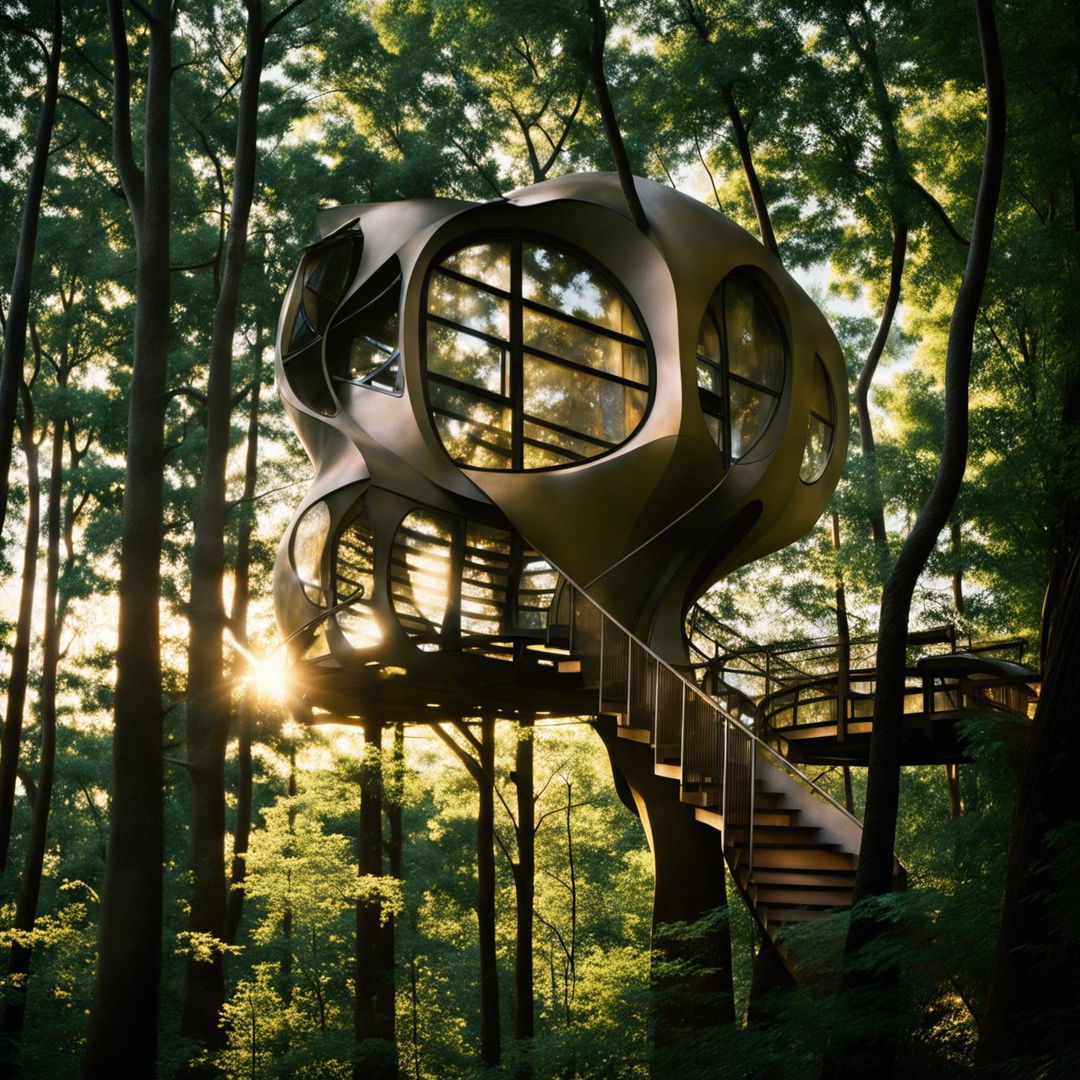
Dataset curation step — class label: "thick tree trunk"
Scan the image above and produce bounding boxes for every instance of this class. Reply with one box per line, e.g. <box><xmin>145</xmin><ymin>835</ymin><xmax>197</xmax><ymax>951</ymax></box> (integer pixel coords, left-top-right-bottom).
<box><xmin>182</xmin><ymin>1</ymin><xmax>267</xmax><ymax>1050</ymax></box>
<box><xmin>354</xmin><ymin>719</ymin><xmax>397</xmax><ymax>1080</ymax></box>
<box><xmin>2</xmin><ymin>417</ymin><xmax>63</xmax><ymax>1052</ymax></box>
<box><xmin>0</xmin><ymin>390</ymin><xmax>40</xmax><ymax>877</ymax></box>
<box><xmin>831</xmin><ymin>4</ymin><xmax>1005</xmax><ymax>1076</ymax></box>
<box><xmin>0</xmin><ymin>1</ymin><xmax>61</xmax><ymax>539</ymax></box>
<box><xmin>976</xmin><ymin>543</ymin><xmax>1080</xmax><ymax>1071</ymax></box>
<box><xmin>85</xmin><ymin>3</ymin><xmax>173</xmax><ymax>1076</ymax></box>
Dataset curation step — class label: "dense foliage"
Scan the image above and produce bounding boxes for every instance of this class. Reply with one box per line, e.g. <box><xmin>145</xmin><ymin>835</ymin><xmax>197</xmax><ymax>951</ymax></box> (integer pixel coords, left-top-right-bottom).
<box><xmin>0</xmin><ymin>0</ymin><xmax>1077</xmax><ymax>1077</ymax></box>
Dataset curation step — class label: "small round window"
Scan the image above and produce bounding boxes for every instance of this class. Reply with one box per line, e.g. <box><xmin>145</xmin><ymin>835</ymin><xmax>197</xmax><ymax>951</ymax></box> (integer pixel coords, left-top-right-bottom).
<box><xmin>696</xmin><ymin>275</ymin><xmax>786</xmax><ymax>465</ymax></box>
<box><xmin>423</xmin><ymin>234</ymin><xmax>652</xmax><ymax>470</ymax></box>
<box><xmin>799</xmin><ymin>355</ymin><xmax>836</xmax><ymax>483</ymax></box>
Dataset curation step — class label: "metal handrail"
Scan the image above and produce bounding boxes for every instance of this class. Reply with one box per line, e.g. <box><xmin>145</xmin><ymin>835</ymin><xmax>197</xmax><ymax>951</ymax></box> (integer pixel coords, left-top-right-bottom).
<box><xmin>559</xmin><ymin>580</ymin><xmax>865</xmax><ymax>835</ymax></box>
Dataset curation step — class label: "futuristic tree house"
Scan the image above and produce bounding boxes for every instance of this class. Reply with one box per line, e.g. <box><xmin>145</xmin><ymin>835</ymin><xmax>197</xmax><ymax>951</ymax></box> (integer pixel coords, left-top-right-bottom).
<box><xmin>274</xmin><ymin>173</ymin><xmax>845</xmax><ymax>715</ymax></box>
<box><xmin>273</xmin><ymin>173</ymin><xmax>858</xmax><ymax>956</ymax></box>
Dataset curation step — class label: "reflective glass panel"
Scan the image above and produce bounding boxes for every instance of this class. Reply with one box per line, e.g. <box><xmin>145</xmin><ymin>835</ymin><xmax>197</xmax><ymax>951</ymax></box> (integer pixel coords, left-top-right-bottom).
<box><xmin>517</xmin><ymin>556</ymin><xmax>558</xmax><ymax>629</ymax></box>
<box><xmin>427</xmin><ymin>323</ymin><xmax>507</xmax><ymax>395</ymax></box>
<box><xmin>800</xmin><ymin>417</ymin><xmax>831</xmax><ymax>482</ymax></box>
<box><xmin>809</xmin><ymin>354</ymin><xmax>833</xmax><ymax>420</ymax></box>
<box><xmin>429</xmin><ymin>382</ymin><xmax>513</xmax><ymax>469</ymax></box>
<box><xmin>440</xmin><ymin>241</ymin><xmax>512</xmax><ymax>291</ymax></box>
<box><xmin>523</xmin><ymin>308</ymin><xmax>648</xmax><ymax>384</ymax></box>
<box><xmin>461</xmin><ymin>523</ymin><xmax>512</xmax><ymax>637</ymax></box>
<box><xmin>724</xmin><ymin>278</ymin><xmax>784</xmax><ymax>391</ymax></box>
<box><xmin>729</xmin><ymin>381</ymin><xmax>774</xmax><ymax>459</ymax></box>
<box><xmin>429</xmin><ymin>272</ymin><xmax>510</xmax><ymax>339</ymax></box>
<box><xmin>523</xmin><ymin>354</ymin><xmax>645</xmax><ymax>443</ymax></box>
<box><xmin>293</xmin><ymin>501</ymin><xmax>330</xmax><ymax>605</ymax></box>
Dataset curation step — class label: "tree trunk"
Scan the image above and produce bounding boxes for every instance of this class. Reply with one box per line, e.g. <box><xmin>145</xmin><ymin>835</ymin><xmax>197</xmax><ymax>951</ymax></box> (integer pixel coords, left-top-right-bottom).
<box><xmin>0</xmin><ymin>1</ymin><xmax>61</xmax><ymax>539</ymax></box>
<box><xmin>513</xmin><ymin>720</ymin><xmax>536</xmax><ymax>1054</ymax></box>
<box><xmin>831</xmin><ymin>3</ymin><xmax>1005</xmax><ymax>1075</ymax></box>
<box><xmin>0</xmin><ymin>386</ymin><xmax>40</xmax><ymax>877</ymax></box>
<box><xmin>225</xmin><ymin>325</ymin><xmax>264</xmax><ymax>946</ymax></box>
<box><xmin>2</xmin><ymin>416</ymin><xmax>63</xmax><ymax>1052</ymax></box>
<box><xmin>85</xmin><ymin>3</ymin><xmax>173</xmax><ymax>1075</ymax></box>
<box><xmin>585</xmin><ymin>0</ymin><xmax>648</xmax><ymax>233</ymax></box>
<box><xmin>354</xmin><ymin>718</ymin><xmax>397</xmax><ymax>1080</ymax></box>
<box><xmin>976</xmin><ymin>542</ymin><xmax>1080</xmax><ymax>1071</ymax></box>
<box><xmin>182</xmin><ymin>1</ymin><xmax>268</xmax><ymax>1051</ymax></box>
<box><xmin>477</xmin><ymin>716</ymin><xmax>501</xmax><ymax>1065</ymax></box>
<box><xmin>722</xmin><ymin>86</ymin><xmax>779</xmax><ymax>258</ymax></box>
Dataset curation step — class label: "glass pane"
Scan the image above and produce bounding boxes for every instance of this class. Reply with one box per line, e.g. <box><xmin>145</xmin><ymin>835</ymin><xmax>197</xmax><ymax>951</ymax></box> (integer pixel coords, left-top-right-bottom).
<box><xmin>293</xmin><ymin>501</ymin><xmax>330</xmax><ymax>605</ymax></box>
<box><xmin>729</xmin><ymin>380</ymin><xmax>776</xmax><ymax>458</ymax></box>
<box><xmin>522</xmin><ymin>421</ymin><xmax>599</xmax><ymax>465</ymax></box>
<box><xmin>697</xmin><ymin>358</ymin><xmax>722</xmax><ymax>396</ymax></box>
<box><xmin>704</xmin><ymin>412</ymin><xmax>723</xmax><ymax>450</ymax></box>
<box><xmin>427</xmin><ymin>323</ymin><xmax>507</xmax><ymax>394</ymax></box>
<box><xmin>517</xmin><ymin>556</ymin><xmax>557</xmax><ymax>629</ymax></box>
<box><xmin>810</xmin><ymin>354</ymin><xmax>833</xmax><ymax>420</ymax></box>
<box><xmin>800</xmin><ymin>417</ymin><xmax>832</xmax><ymax>482</ymax></box>
<box><xmin>335</xmin><ymin>512</ymin><xmax>381</xmax><ymax>648</ymax></box>
<box><xmin>439</xmin><ymin>241</ymin><xmax>512</xmax><ymax>291</ymax></box>
<box><xmin>428</xmin><ymin>271</ymin><xmax>510</xmax><ymax>339</ymax></box>
<box><xmin>326</xmin><ymin>270</ymin><xmax>400</xmax><ymax>381</ymax></box>
<box><xmin>697</xmin><ymin>310</ymin><xmax>721</xmax><ymax>365</ymax></box>
<box><xmin>391</xmin><ymin>511</ymin><xmax>453</xmax><ymax>641</ymax></box>
<box><xmin>429</xmin><ymin>382</ymin><xmax>512</xmax><ymax>468</ymax></box>
<box><xmin>523</xmin><ymin>307</ymin><xmax>647</xmax><ymax>383</ymax></box>
<box><xmin>523</xmin><ymin>243</ymin><xmax>643</xmax><ymax>339</ymax></box>
<box><xmin>461</xmin><ymin>523</ymin><xmax>512</xmax><ymax>637</ymax></box>
<box><xmin>724</xmin><ymin>278</ymin><xmax>784</xmax><ymax>391</ymax></box>
<box><xmin>524</xmin><ymin>354</ymin><xmax>646</xmax><ymax>444</ymax></box>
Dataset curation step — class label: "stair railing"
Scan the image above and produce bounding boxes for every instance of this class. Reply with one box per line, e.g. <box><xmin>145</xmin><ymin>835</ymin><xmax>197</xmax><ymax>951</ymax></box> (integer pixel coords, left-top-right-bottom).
<box><xmin>553</xmin><ymin>578</ymin><xmax>864</xmax><ymax>880</ymax></box>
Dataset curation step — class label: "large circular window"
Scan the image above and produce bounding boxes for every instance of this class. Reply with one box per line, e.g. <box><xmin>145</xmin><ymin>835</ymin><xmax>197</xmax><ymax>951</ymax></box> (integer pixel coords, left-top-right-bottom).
<box><xmin>423</xmin><ymin>234</ymin><xmax>652</xmax><ymax>470</ymax></box>
<box><xmin>696</xmin><ymin>275</ymin><xmax>786</xmax><ymax>465</ymax></box>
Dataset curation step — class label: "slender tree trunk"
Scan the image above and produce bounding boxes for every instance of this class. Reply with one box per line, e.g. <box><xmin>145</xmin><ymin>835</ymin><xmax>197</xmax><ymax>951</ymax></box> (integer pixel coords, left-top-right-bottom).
<box><xmin>182</xmin><ymin>1</ymin><xmax>268</xmax><ymax>1050</ymax></box>
<box><xmin>354</xmin><ymin>718</ymin><xmax>397</xmax><ymax>1080</ymax></box>
<box><xmin>85</xmin><ymin>4</ymin><xmax>173</xmax><ymax>1075</ymax></box>
<box><xmin>585</xmin><ymin>0</ymin><xmax>648</xmax><ymax>233</ymax></box>
<box><xmin>950</xmin><ymin>519</ymin><xmax>966</xmax><ymax>619</ymax></box>
<box><xmin>857</xmin><ymin>216</ymin><xmax>908</xmax><ymax>551</ymax></box>
<box><xmin>513</xmin><ymin>720</ymin><xmax>536</xmax><ymax>1063</ymax></box>
<box><xmin>477</xmin><ymin>715</ymin><xmax>501</xmax><ymax>1065</ymax></box>
<box><xmin>722</xmin><ymin>86</ymin><xmax>779</xmax><ymax>257</ymax></box>
<box><xmin>225</xmin><ymin>326</ymin><xmax>264</xmax><ymax>946</ymax></box>
<box><xmin>831</xmin><ymin>4</ymin><xmax>1005</xmax><ymax>1075</ymax></box>
<box><xmin>0</xmin><ymin>1</ymin><xmax>61</xmax><ymax>539</ymax></box>
<box><xmin>2</xmin><ymin>417</ymin><xmax>63</xmax><ymax>1056</ymax></box>
<box><xmin>0</xmin><ymin>389</ymin><xmax>40</xmax><ymax>877</ymax></box>
<box><xmin>832</xmin><ymin>513</ymin><xmax>853</xmax><ymax>773</ymax></box>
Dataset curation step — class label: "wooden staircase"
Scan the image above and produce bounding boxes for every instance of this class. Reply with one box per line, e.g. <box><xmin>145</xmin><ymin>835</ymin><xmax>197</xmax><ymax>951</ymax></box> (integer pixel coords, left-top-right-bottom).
<box><xmin>548</xmin><ymin>581</ymin><xmax>887</xmax><ymax>983</ymax></box>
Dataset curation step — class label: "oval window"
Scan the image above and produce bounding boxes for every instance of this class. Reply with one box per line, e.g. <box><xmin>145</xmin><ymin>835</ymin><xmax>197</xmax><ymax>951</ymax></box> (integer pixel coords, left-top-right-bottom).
<box><xmin>800</xmin><ymin>355</ymin><xmax>836</xmax><ymax>483</ymax></box>
<box><xmin>696</xmin><ymin>275</ymin><xmax>786</xmax><ymax>465</ymax></box>
<box><xmin>423</xmin><ymin>234</ymin><xmax>652</xmax><ymax>470</ymax></box>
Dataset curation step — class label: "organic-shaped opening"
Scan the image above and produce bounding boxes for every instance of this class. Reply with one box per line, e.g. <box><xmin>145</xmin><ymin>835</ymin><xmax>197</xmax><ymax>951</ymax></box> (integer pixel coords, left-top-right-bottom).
<box><xmin>800</xmin><ymin>355</ymin><xmax>836</xmax><ymax>483</ymax></box>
